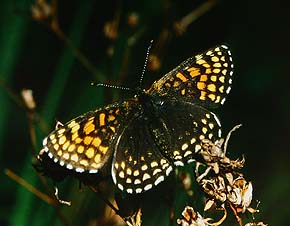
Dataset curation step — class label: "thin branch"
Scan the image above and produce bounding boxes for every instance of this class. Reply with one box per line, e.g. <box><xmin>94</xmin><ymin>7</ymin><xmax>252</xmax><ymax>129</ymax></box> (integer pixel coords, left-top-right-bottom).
<box><xmin>4</xmin><ymin>169</ymin><xmax>56</xmax><ymax>205</ymax></box>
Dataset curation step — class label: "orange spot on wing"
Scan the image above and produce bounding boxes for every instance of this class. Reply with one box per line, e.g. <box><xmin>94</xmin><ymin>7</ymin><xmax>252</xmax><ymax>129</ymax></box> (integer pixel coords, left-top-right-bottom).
<box><xmin>187</xmin><ymin>67</ymin><xmax>201</xmax><ymax>78</ymax></box>
<box><xmin>176</xmin><ymin>72</ymin><xmax>188</xmax><ymax>82</ymax></box>
<box><xmin>84</xmin><ymin>136</ymin><xmax>93</xmax><ymax>145</ymax></box>
<box><xmin>200</xmin><ymin>75</ymin><xmax>208</xmax><ymax>82</ymax></box>
<box><xmin>197</xmin><ymin>82</ymin><xmax>206</xmax><ymax>90</ymax></box>
<box><xmin>207</xmin><ymin>84</ymin><xmax>216</xmax><ymax>92</ymax></box>
<box><xmin>83</xmin><ymin>120</ymin><xmax>95</xmax><ymax>135</ymax></box>
<box><xmin>99</xmin><ymin>113</ymin><xmax>106</xmax><ymax>127</ymax></box>
<box><xmin>92</xmin><ymin>137</ymin><xmax>101</xmax><ymax>147</ymax></box>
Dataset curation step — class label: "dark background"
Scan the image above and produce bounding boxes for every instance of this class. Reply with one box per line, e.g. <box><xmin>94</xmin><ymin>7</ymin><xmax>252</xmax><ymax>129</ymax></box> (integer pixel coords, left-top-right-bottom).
<box><xmin>1</xmin><ymin>0</ymin><xmax>290</xmax><ymax>225</ymax></box>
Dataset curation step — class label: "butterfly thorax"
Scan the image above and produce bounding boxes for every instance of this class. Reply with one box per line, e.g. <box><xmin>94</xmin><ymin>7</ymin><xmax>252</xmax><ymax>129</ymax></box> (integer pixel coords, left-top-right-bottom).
<box><xmin>134</xmin><ymin>88</ymin><xmax>165</xmax><ymax>121</ymax></box>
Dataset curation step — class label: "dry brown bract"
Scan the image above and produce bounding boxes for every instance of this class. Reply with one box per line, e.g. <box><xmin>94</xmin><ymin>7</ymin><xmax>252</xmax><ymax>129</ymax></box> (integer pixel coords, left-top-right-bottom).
<box><xmin>177</xmin><ymin>206</ymin><xmax>224</xmax><ymax>226</ymax></box>
<box><xmin>177</xmin><ymin>125</ymin><xmax>267</xmax><ymax>226</ymax></box>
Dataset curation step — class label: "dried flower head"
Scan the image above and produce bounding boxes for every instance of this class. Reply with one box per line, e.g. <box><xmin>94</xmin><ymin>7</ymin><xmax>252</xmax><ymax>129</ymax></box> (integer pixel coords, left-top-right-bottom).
<box><xmin>177</xmin><ymin>206</ymin><xmax>213</xmax><ymax>226</ymax></box>
<box><xmin>31</xmin><ymin>0</ymin><xmax>56</xmax><ymax>22</ymax></box>
<box><xmin>244</xmin><ymin>222</ymin><xmax>268</xmax><ymax>226</ymax></box>
<box><xmin>21</xmin><ymin>89</ymin><xmax>36</xmax><ymax>110</ymax></box>
<box><xmin>125</xmin><ymin>208</ymin><xmax>142</xmax><ymax>226</ymax></box>
<box><xmin>227</xmin><ymin>177</ymin><xmax>253</xmax><ymax>213</ymax></box>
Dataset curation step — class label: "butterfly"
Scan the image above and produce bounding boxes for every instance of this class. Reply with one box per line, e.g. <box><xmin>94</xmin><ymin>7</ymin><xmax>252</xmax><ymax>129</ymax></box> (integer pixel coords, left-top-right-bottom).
<box><xmin>37</xmin><ymin>44</ymin><xmax>234</xmax><ymax>194</ymax></box>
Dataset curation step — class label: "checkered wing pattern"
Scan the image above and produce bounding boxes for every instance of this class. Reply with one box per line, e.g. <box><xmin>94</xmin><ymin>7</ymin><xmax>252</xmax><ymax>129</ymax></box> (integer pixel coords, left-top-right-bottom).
<box><xmin>147</xmin><ymin>45</ymin><xmax>234</xmax><ymax>108</ymax></box>
<box><xmin>111</xmin><ymin>116</ymin><xmax>173</xmax><ymax>194</ymax></box>
<box><xmin>41</xmin><ymin>100</ymin><xmax>139</xmax><ymax>174</ymax></box>
<box><xmin>155</xmin><ymin>99</ymin><xmax>222</xmax><ymax>165</ymax></box>
<box><xmin>111</xmin><ymin>98</ymin><xmax>222</xmax><ymax>194</ymax></box>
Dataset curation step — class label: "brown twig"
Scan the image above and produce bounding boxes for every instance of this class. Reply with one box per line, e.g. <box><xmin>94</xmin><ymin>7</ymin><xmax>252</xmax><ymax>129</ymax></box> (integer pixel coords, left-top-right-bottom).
<box><xmin>31</xmin><ymin>0</ymin><xmax>105</xmax><ymax>82</ymax></box>
<box><xmin>0</xmin><ymin>78</ymin><xmax>25</xmax><ymax>108</ymax></box>
<box><xmin>174</xmin><ymin>0</ymin><xmax>219</xmax><ymax>35</ymax></box>
<box><xmin>89</xmin><ymin>186</ymin><xmax>120</xmax><ymax>215</ymax></box>
<box><xmin>5</xmin><ymin>168</ymin><xmax>72</xmax><ymax>226</ymax></box>
<box><xmin>5</xmin><ymin>169</ymin><xmax>56</xmax><ymax>205</ymax></box>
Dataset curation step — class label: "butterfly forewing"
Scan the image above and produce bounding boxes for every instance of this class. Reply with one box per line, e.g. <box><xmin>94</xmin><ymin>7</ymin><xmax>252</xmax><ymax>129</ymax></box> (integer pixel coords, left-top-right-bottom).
<box><xmin>42</xmin><ymin>99</ymin><xmax>141</xmax><ymax>174</ymax></box>
<box><xmin>147</xmin><ymin>45</ymin><xmax>233</xmax><ymax>108</ymax></box>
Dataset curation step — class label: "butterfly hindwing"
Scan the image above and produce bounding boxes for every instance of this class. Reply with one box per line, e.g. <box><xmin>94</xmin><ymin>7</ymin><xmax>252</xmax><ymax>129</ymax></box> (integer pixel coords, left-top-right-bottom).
<box><xmin>154</xmin><ymin>98</ymin><xmax>222</xmax><ymax>164</ymax></box>
<box><xmin>111</xmin><ymin>116</ymin><xmax>173</xmax><ymax>194</ymax></box>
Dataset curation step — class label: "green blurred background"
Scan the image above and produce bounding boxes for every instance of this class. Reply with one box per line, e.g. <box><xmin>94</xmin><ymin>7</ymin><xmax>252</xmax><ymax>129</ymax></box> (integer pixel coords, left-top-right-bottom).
<box><xmin>1</xmin><ymin>0</ymin><xmax>290</xmax><ymax>225</ymax></box>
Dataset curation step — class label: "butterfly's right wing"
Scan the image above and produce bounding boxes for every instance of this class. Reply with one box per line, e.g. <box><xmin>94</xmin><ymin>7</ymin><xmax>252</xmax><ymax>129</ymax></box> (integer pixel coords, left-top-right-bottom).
<box><xmin>38</xmin><ymin>98</ymin><xmax>141</xmax><ymax>177</ymax></box>
<box><xmin>111</xmin><ymin>115</ymin><xmax>174</xmax><ymax>194</ymax></box>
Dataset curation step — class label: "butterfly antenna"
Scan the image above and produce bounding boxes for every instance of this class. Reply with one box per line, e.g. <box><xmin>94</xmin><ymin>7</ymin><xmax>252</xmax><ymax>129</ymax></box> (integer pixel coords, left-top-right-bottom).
<box><xmin>139</xmin><ymin>40</ymin><xmax>153</xmax><ymax>86</ymax></box>
<box><xmin>91</xmin><ymin>82</ymin><xmax>131</xmax><ymax>91</ymax></box>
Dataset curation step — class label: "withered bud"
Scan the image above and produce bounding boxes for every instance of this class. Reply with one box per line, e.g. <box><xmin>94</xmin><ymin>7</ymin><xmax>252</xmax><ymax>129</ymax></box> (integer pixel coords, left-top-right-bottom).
<box><xmin>148</xmin><ymin>54</ymin><xmax>161</xmax><ymax>71</ymax></box>
<box><xmin>177</xmin><ymin>206</ymin><xmax>212</xmax><ymax>226</ymax></box>
<box><xmin>31</xmin><ymin>0</ymin><xmax>55</xmax><ymax>22</ymax></box>
<box><xmin>21</xmin><ymin>89</ymin><xmax>36</xmax><ymax>110</ymax></box>
<box><xmin>104</xmin><ymin>21</ymin><xmax>118</xmax><ymax>40</ymax></box>
<box><xmin>127</xmin><ymin>12</ymin><xmax>139</xmax><ymax>28</ymax></box>
<box><xmin>227</xmin><ymin>177</ymin><xmax>253</xmax><ymax>213</ymax></box>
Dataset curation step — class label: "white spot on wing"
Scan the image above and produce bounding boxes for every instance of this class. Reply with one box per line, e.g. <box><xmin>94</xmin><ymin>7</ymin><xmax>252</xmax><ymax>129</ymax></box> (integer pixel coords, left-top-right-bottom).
<box><xmin>218</xmin><ymin>129</ymin><xmax>222</xmax><ymax>138</ymax></box>
<box><xmin>221</xmin><ymin>98</ymin><xmax>226</xmax><ymax>105</ymax></box>
<box><xmin>66</xmin><ymin>164</ymin><xmax>73</xmax><ymax>170</ymax></box>
<box><xmin>127</xmin><ymin>188</ymin><xmax>133</xmax><ymax>194</ymax></box>
<box><xmin>118</xmin><ymin>183</ymin><xmax>124</xmax><ymax>191</ymax></box>
<box><xmin>184</xmin><ymin>150</ymin><xmax>192</xmax><ymax>157</ymax></box>
<box><xmin>144</xmin><ymin>184</ymin><xmax>153</xmax><ymax>191</ymax></box>
<box><xmin>89</xmin><ymin>169</ymin><xmax>98</xmax><ymax>173</ymax></box>
<box><xmin>154</xmin><ymin>175</ymin><xmax>165</xmax><ymax>186</ymax></box>
<box><xmin>195</xmin><ymin>145</ymin><xmax>201</xmax><ymax>153</ymax></box>
<box><xmin>182</xmin><ymin>143</ymin><xmax>189</xmax><ymax>151</ymax></box>
<box><xmin>75</xmin><ymin>167</ymin><xmax>84</xmax><ymax>173</ymax></box>
<box><xmin>166</xmin><ymin>166</ymin><xmax>173</xmax><ymax>176</ymax></box>
<box><xmin>43</xmin><ymin>137</ymin><xmax>48</xmax><ymax>146</ymax></box>
<box><xmin>134</xmin><ymin>179</ymin><xmax>141</xmax><ymax>185</ymax></box>
<box><xmin>136</xmin><ymin>188</ymin><xmax>142</xmax><ymax>193</ymax></box>
<box><xmin>48</xmin><ymin>152</ymin><xmax>53</xmax><ymax>158</ymax></box>
<box><xmin>187</xmin><ymin>159</ymin><xmax>195</xmax><ymax>163</ymax></box>
<box><xmin>174</xmin><ymin>161</ymin><xmax>184</xmax><ymax>167</ymax></box>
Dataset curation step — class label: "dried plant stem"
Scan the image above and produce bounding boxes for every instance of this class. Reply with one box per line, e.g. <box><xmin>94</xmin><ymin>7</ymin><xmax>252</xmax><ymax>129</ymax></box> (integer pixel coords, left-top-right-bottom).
<box><xmin>51</xmin><ymin>23</ymin><xmax>105</xmax><ymax>81</ymax></box>
<box><xmin>5</xmin><ymin>169</ymin><xmax>56</xmax><ymax>205</ymax></box>
<box><xmin>5</xmin><ymin>169</ymin><xmax>72</xmax><ymax>226</ymax></box>
<box><xmin>229</xmin><ymin>203</ymin><xmax>243</xmax><ymax>226</ymax></box>
<box><xmin>89</xmin><ymin>186</ymin><xmax>120</xmax><ymax>215</ymax></box>
<box><xmin>0</xmin><ymin>78</ymin><xmax>25</xmax><ymax>108</ymax></box>
<box><xmin>175</xmin><ymin>0</ymin><xmax>218</xmax><ymax>30</ymax></box>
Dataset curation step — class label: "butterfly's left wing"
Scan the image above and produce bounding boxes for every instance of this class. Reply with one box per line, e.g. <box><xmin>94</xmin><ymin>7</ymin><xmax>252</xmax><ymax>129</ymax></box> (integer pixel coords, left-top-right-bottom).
<box><xmin>147</xmin><ymin>45</ymin><xmax>234</xmax><ymax>108</ymax></box>
<box><xmin>155</xmin><ymin>98</ymin><xmax>222</xmax><ymax>165</ymax></box>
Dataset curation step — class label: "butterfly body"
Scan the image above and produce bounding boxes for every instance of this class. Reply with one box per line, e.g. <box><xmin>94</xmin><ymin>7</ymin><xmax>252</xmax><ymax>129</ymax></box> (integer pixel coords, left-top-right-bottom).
<box><xmin>37</xmin><ymin>45</ymin><xmax>234</xmax><ymax>194</ymax></box>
